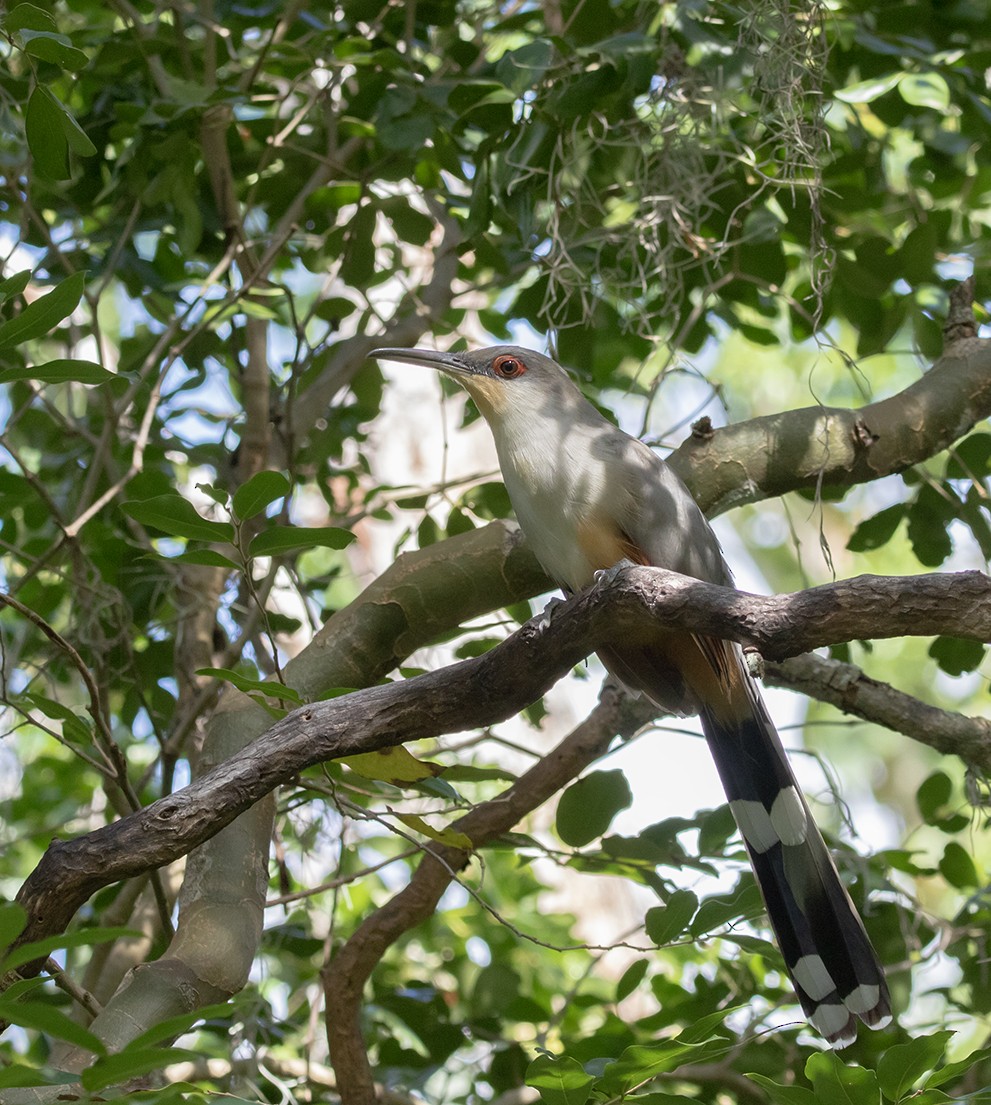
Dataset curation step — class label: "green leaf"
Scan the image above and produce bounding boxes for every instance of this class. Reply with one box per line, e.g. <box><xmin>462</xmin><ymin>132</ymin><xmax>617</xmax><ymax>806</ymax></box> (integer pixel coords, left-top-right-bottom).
<box><xmin>449</xmin><ymin>80</ymin><xmax>515</xmax><ymax>114</ymax></box>
<box><xmin>19</xmin><ymin>693</ymin><xmax>91</xmax><ymax>744</ymax></box>
<box><xmin>340</xmin><ymin>203</ymin><xmax>377</xmax><ymax>283</ymax></box>
<box><xmin>834</xmin><ymin>73</ymin><xmax>901</xmax><ymax>103</ymax></box>
<box><xmin>615</xmin><ymin>958</ymin><xmax>648</xmax><ymax>1003</ymax></box>
<box><xmin>898</xmin><ymin>73</ymin><xmax>950</xmax><ymax>110</ymax></box>
<box><xmin>939</xmin><ymin>841</ymin><xmax>979</xmax><ymax>889</ymax></box>
<box><xmin>194</xmin><ymin>668</ymin><xmax>302</xmax><ymax>704</ymax></box>
<box><xmin>195</xmin><ymin>482</ymin><xmax>230</xmax><ymax>506</ymax></box>
<box><xmin>906</xmin><ymin>485</ymin><xmax>955</xmax><ymax>567</ymax></box>
<box><xmin>496</xmin><ymin>40</ymin><xmax>554</xmax><ymax>94</ymax></box>
<box><xmin>0</xmin><ymin>270</ymin><xmax>31</xmax><ymax>301</ymax></box>
<box><xmin>122</xmin><ymin>494</ymin><xmax>234</xmax><ymax>542</ymax></box>
<box><xmin>247</xmin><ymin>525</ymin><xmax>355</xmax><ymax>557</ymax></box>
<box><xmin>746</xmin><ymin>1074</ymin><xmax>819</xmax><ymax>1105</ymax></box>
<box><xmin>946</xmin><ymin>433</ymin><xmax>991</xmax><ymax>479</ymax></box>
<box><xmin>82</xmin><ymin>1048</ymin><xmax>201</xmax><ymax>1092</ymax></box>
<box><xmin>900</xmin><ymin>222</ymin><xmax>938</xmax><ymax>286</ymax></box>
<box><xmin>231</xmin><ymin>470</ymin><xmax>291</xmax><ymax>521</ymax></box>
<box><xmin>4</xmin><ymin>3</ymin><xmax>57</xmax><ymax>32</ymax></box>
<box><xmin>0</xmin><ymin>1065</ymin><xmax>78</xmax><ymax>1089</ymax></box>
<box><xmin>846</xmin><ymin>504</ymin><xmax>905</xmax><ymax>552</ymax></box>
<box><xmin>678</xmin><ymin>1004</ymin><xmax>745</xmax><ymax>1044</ymax></box>
<box><xmin>876</xmin><ymin>1031</ymin><xmax>952</xmax><ymax>1101</ymax></box>
<box><xmin>2</xmin><ymin>977</ymin><xmax>45</xmax><ymax>1002</ymax></box>
<box><xmin>698</xmin><ymin>803</ymin><xmax>737</xmax><ymax>855</ymax></box>
<box><xmin>556</xmin><ymin>769</ymin><xmax>632</xmax><ymax>847</ymax></box>
<box><xmin>57</xmin><ymin>102</ymin><xmax>96</xmax><ymax>156</ymax></box>
<box><xmin>1</xmin><ymin>925</ymin><xmax>140</xmax><ymax>972</ymax></box>
<box><xmin>0</xmin><ymin>902</ymin><xmax>27</xmax><ymax>954</ymax></box>
<box><xmin>454</xmin><ymin>636</ymin><xmax>501</xmax><ymax>659</ymax></box>
<box><xmin>928</xmin><ymin>636</ymin><xmax>985</xmax><ymax>677</ymax></box>
<box><xmin>0</xmin><ymin>271</ymin><xmax>86</xmax><ymax>350</ymax></box>
<box><xmin>411</xmin><ymin>775</ymin><xmax>460</xmax><ymax>802</ymax></box>
<box><xmin>440</xmin><ymin>764</ymin><xmax>515</xmax><ymax>784</ymax></box>
<box><xmin>0</xmin><ymin>996</ymin><xmax>106</xmax><ymax>1055</ymax></box>
<box><xmin>25</xmin><ymin>86</ymin><xmax>70</xmax><ymax>179</ymax></box>
<box><xmin>925</xmin><ymin>1044</ymin><xmax>991</xmax><ymax>1089</ymax></box>
<box><xmin>392</xmin><ymin>812</ymin><xmax>472</xmax><ymax>850</ymax></box>
<box><xmin>22</xmin><ymin>30</ymin><xmax>89</xmax><ymax>70</ymax></box>
<box><xmin>0</xmin><ymin>359</ymin><xmax>114</xmax><ymax>385</ymax></box>
<box><xmin>312</xmin><ymin>296</ymin><xmax>357</xmax><ymax>323</ymax></box>
<box><xmin>525</xmin><ymin>1054</ymin><xmax>593</xmax><ymax>1105</ymax></box>
<box><xmin>917</xmin><ymin>772</ymin><xmax>953</xmax><ymax>823</ymax></box>
<box><xmin>23</xmin><ymin>84</ymin><xmax>94</xmax><ymax>174</ymax></box>
<box><xmin>343</xmin><ymin>746</ymin><xmax>444</xmax><ymax>784</ymax></box>
<box><xmin>127</xmin><ymin>1001</ymin><xmax>238</xmax><ymax>1049</ymax></box>
<box><xmin>461</xmin><ymin>481</ymin><xmax>513</xmax><ymax>519</ymax></box>
<box><xmin>20</xmin><ymin>692</ymin><xmax>77</xmax><ymax>723</ymax></box>
<box><xmin>645</xmin><ymin>890</ymin><xmax>698</xmax><ymax>946</ymax></box>
<box><xmin>804</xmin><ymin>1051</ymin><xmax>880</xmax><ymax>1105</ymax></box>
<box><xmin>598</xmin><ymin>1041</ymin><xmax>699</xmax><ymax>1094</ymax></box>
<box><xmin>691</xmin><ymin>880</ymin><xmax>763</xmax><ymax>937</ymax></box>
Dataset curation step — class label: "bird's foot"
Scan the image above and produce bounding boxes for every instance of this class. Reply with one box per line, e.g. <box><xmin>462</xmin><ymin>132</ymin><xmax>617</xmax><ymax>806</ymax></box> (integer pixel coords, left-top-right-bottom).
<box><xmin>594</xmin><ymin>557</ymin><xmax>639</xmax><ymax>586</ymax></box>
<box><xmin>534</xmin><ymin>595</ymin><xmax>567</xmax><ymax>631</ymax></box>
<box><xmin>743</xmin><ymin>645</ymin><xmax>765</xmax><ymax>679</ymax></box>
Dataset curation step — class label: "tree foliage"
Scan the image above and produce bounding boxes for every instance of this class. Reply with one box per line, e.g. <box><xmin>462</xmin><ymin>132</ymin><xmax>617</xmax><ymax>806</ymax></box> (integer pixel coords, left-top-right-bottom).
<box><xmin>1</xmin><ymin>0</ymin><xmax>991</xmax><ymax>1102</ymax></box>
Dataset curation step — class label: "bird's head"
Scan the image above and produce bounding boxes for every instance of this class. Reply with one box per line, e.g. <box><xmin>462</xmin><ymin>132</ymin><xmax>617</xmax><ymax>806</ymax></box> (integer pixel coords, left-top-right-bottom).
<box><xmin>369</xmin><ymin>345</ymin><xmax>580</xmax><ymax>423</ymax></box>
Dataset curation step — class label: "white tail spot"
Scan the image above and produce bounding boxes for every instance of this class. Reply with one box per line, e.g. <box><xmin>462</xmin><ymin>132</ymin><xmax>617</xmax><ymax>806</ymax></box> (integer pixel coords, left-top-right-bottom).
<box><xmin>810</xmin><ymin>1002</ymin><xmax>855</xmax><ymax>1048</ymax></box>
<box><xmin>771</xmin><ymin>786</ymin><xmax>808</xmax><ymax>846</ymax></box>
<box><xmin>792</xmin><ymin>954</ymin><xmax>835</xmax><ymax>1001</ymax></box>
<box><xmin>729</xmin><ymin>799</ymin><xmax>777</xmax><ymax>853</ymax></box>
<box><xmin>843</xmin><ymin>982</ymin><xmax>884</xmax><ymax>1017</ymax></box>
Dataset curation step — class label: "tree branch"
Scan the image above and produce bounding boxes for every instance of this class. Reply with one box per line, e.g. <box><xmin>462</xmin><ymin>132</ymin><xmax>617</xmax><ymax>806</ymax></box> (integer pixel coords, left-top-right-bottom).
<box><xmin>604</xmin><ymin>567</ymin><xmax>991</xmax><ymax>658</ymax></box>
<box><xmin>766</xmin><ymin>653</ymin><xmax>991</xmax><ymax>770</ymax></box>
<box><xmin>670</xmin><ymin>335</ymin><xmax>991</xmax><ymax>516</ymax></box>
<box><xmin>11</xmin><ymin>568</ymin><xmax>988</xmax><ymax>968</ymax></box>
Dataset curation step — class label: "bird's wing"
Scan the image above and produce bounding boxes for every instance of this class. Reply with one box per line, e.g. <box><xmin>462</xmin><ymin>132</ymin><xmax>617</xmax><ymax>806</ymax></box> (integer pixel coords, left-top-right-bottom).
<box><xmin>613</xmin><ymin>436</ymin><xmax>731</xmax><ymax>586</ymax></box>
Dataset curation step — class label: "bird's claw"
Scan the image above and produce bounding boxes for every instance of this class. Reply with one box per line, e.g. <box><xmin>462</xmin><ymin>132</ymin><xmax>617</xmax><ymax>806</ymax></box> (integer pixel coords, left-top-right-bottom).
<box><xmin>534</xmin><ymin>595</ymin><xmax>566</xmax><ymax>631</ymax></box>
<box><xmin>594</xmin><ymin>558</ymin><xmax>639</xmax><ymax>586</ymax></box>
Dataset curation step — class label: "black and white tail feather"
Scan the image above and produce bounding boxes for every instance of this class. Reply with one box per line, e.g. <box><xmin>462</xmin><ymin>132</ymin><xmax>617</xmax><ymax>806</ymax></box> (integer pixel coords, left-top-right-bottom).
<box><xmin>699</xmin><ymin>668</ymin><xmax>891</xmax><ymax>1047</ymax></box>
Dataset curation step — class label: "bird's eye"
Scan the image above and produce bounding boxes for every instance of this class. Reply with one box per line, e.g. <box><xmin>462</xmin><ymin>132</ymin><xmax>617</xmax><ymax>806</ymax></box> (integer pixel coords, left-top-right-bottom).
<box><xmin>493</xmin><ymin>355</ymin><xmax>526</xmax><ymax>379</ymax></box>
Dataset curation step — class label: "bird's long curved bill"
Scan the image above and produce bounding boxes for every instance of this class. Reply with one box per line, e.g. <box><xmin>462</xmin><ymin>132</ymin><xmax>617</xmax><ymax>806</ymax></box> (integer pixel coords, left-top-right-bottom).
<box><xmin>369</xmin><ymin>347</ymin><xmax>470</xmax><ymax>378</ymax></box>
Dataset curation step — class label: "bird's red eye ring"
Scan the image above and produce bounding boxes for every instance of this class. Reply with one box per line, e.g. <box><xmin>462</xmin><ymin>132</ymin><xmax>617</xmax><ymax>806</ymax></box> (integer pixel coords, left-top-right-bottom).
<box><xmin>493</xmin><ymin>355</ymin><xmax>527</xmax><ymax>379</ymax></box>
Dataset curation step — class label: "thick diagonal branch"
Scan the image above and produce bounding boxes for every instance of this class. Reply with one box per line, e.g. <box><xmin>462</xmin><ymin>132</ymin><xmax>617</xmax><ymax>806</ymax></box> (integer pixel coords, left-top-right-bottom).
<box><xmin>11</xmin><ymin>568</ymin><xmax>990</xmax><ymax>966</ymax></box>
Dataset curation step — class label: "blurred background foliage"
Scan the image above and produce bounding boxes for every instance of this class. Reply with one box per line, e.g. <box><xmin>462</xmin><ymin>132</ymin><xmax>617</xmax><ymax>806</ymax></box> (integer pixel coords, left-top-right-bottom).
<box><xmin>1</xmin><ymin>0</ymin><xmax>991</xmax><ymax>1100</ymax></box>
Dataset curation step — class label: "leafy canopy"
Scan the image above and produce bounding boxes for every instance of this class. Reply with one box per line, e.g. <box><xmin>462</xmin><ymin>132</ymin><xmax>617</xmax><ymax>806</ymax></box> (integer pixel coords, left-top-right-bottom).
<box><xmin>1</xmin><ymin>0</ymin><xmax>991</xmax><ymax>1101</ymax></box>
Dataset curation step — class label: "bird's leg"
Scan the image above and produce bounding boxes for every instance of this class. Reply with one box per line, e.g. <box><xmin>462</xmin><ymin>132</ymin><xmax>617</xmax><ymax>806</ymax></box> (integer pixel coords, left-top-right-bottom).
<box><xmin>594</xmin><ymin>557</ymin><xmax>639</xmax><ymax>587</ymax></box>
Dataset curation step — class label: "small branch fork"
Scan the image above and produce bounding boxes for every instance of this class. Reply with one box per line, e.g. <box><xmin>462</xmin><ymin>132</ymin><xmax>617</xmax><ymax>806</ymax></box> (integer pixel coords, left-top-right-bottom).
<box><xmin>7</xmin><ymin>568</ymin><xmax>990</xmax><ymax>983</ymax></box>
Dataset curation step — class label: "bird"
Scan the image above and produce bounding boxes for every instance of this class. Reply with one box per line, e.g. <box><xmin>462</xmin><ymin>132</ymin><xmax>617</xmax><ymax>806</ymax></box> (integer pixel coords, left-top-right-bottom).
<box><xmin>370</xmin><ymin>342</ymin><xmax>891</xmax><ymax>1047</ymax></box>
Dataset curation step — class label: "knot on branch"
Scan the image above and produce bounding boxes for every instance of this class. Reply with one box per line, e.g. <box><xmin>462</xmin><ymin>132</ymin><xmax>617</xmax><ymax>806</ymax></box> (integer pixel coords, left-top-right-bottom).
<box><xmin>944</xmin><ymin>276</ymin><xmax>978</xmax><ymax>346</ymax></box>
<box><xmin>852</xmin><ymin>418</ymin><xmax>879</xmax><ymax>450</ymax></box>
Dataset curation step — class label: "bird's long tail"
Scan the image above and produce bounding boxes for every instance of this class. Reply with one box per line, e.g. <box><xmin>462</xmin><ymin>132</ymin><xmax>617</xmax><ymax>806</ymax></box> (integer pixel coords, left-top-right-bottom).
<box><xmin>695</xmin><ymin>641</ymin><xmax>891</xmax><ymax>1047</ymax></box>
